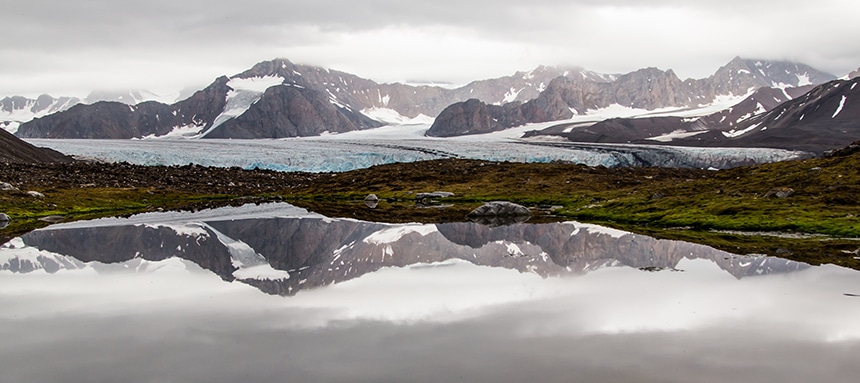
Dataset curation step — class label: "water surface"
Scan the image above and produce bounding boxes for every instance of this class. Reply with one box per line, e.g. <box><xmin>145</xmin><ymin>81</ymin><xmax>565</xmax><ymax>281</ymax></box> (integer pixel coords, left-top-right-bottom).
<box><xmin>2</xmin><ymin>203</ymin><xmax>858</xmax><ymax>382</ymax></box>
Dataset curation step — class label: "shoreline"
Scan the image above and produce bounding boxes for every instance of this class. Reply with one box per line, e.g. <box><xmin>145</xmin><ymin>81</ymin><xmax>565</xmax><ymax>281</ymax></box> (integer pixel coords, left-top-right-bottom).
<box><xmin>2</xmin><ymin>155</ymin><xmax>859</xmax><ymax>270</ymax></box>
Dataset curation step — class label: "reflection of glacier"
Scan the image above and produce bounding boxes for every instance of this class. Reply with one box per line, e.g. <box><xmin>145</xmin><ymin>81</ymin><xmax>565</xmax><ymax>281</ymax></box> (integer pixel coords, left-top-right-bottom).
<box><xmin>1</xmin><ymin>204</ymin><xmax>808</xmax><ymax>295</ymax></box>
<box><xmin>25</xmin><ymin>137</ymin><xmax>807</xmax><ymax>172</ymax></box>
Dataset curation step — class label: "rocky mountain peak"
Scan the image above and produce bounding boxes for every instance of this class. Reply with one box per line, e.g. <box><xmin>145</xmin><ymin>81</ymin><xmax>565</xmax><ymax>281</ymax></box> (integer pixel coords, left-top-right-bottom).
<box><xmin>237</xmin><ymin>58</ymin><xmax>299</xmax><ymax>79</ymax></box>
<box><xmin>710</xmin><ymin>57</ymin><xmax>837</xmax><ymax>96</ymax></box>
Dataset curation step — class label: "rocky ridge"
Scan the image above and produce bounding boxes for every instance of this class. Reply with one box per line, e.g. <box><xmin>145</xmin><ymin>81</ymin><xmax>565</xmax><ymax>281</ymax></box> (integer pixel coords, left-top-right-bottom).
<box><xmin>0</xmin><ymin>128</ymin><xmax>72</xmax><ymax>163</ymax></box>
<box><xmin>673</xmin><ymin>78</ymin><xmax>860</xmax><ymax>153</ymax></box>
<box><xmin>1</xmin><ymin>95</ymin><xmax>80</xmax><ymax>134</ymax></box>
<box><xmin>526</xmin><ymin>84</ymin><xmax>816</xmax><ymax>146</ymax></box>
<box><xmin>427</xmin><ymin>57</ymin><xmax>836</xmax><ymax>137</ymax></box>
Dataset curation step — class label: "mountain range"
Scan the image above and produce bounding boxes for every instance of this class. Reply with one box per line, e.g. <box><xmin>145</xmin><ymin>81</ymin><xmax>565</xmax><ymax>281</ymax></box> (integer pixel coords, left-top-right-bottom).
<box><xmin>426</xmin><ymin>57</ymin><xmax>836</xmax><ymax>136</ymax></box>
<box><xmin>522</xmin><ymin>76</ymin><xmax>859</xmax><ymax>154</ymax></box>
<box><xmin>14</xmin><ymin>59</ymin><xmax>587</xmax><ymax>139</ymax></box>
<box><xmin>9</xmin><ymin>57</ymin><xmax>859</xmax><ymax>154</ymax></box>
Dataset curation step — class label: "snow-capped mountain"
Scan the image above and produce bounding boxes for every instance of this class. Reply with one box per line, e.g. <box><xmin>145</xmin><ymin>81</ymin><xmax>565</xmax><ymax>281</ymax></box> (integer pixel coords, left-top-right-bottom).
<box><xmin>675</xmin><ymin>77</ymin><xmax>860</xmax><ymax>153</ymax></box>
<box><xmin>526</xmin><ymin>76</ymin><xmax>859</xmax><ymax>154</ymax></box>
<box><xmin>16</xmin><ymin>59</ymin><xmax>600</xmax><ymax>139</ymax></box>
<box><xmin>14</xmin><ymin>57</ymin><xmax>840</xmax><ymax>140</ymax></box>
<box><xmin>1</xmin><ymin>95</ymin><xmax>80</xmax><ymax>134</ymax></box>
<box><xmin>707</xmin><ymin>56</ymin><xmax>835</xmax><ymax>94</ymax></box>
<box><xmin>3</xmin><ymin>205</ymin><xmax>809</xmax><ymax>295</ymax></box>
<box><xmin>524</xmin><ymin>84</ymin><xmax>814</xmax><ymax>146</ymax></box>
<box><xmin>427</xmin><ymin>58</ymin><xmax>836</xmax><ymax>137</ymax></box>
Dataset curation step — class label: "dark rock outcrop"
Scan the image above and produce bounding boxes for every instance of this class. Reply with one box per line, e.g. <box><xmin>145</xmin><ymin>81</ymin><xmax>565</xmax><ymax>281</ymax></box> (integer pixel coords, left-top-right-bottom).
<box><xmin>204</xmin><ymin>85</ymin><xmax>382</xmax><ymax>138</ymax></box>
<box><xmin>0</xmin><ymin>128</ymin><xmax>72</xmax><ymax>163</ymax></box>
<box><xmin>427</xmin><ymin>99</ymin><xmax>526</xmax><ymax>137</ymax></box>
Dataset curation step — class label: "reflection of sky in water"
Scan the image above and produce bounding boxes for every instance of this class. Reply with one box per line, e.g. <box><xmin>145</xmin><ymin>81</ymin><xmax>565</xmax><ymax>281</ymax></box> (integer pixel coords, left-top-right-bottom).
<box><xmin>1</xmin><ymin>203</ymin><xmax>859</xmax><ymax>382</ymax></box>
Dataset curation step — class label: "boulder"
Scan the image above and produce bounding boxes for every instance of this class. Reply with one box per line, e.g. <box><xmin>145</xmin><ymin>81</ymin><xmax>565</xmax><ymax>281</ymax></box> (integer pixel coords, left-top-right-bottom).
<box><xmin>764</xmin><ymin>187</ymin><xmax>794</xmax><ymax>198</ymax></box>
<box><xmin>363</xmin><ymin>194</ymin><xmax>379</xmax><ymax>208</ymax></box>
<box><xmin>0</xmin><ymin>212</ymin><xmax>10</xmax><ymax>221</ymax></box>
<box><xmin>467</xmin><ymin>201</ymin><xmax>532</xmax><ymax>218</ymax></box>
<box><xmin>26</xmin><ymin>191</ymin><xmax>45</xmax><ymax>198</ymax></box>
<box><xmin>1</xmin><ymin>182</ymin><xmax>16</xmax><ymax>191</ymax></box>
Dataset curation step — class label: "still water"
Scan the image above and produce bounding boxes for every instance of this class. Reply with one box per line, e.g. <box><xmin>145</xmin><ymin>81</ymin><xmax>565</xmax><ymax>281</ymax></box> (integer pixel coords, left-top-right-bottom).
<box><xmin>2</xmin><ymin>203</ymin><xmax>859</xmax><ymax>382</ymax></box>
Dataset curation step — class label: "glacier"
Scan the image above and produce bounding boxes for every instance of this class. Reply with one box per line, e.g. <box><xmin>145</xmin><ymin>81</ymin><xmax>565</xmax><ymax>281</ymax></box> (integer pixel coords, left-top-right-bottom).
<box><xmin>26</xmin><ymin>122</ymin><xmax>808</xmax><ymax>173</ymax></box>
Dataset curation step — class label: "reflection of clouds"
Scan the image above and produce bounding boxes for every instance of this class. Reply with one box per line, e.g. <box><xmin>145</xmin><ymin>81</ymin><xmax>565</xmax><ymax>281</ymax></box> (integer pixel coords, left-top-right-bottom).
<box><xmin>3</xmin><ymin>254</ymin><xmax>859</xmax><ymax>343</ymax></box>
<box><xmin>279</xmin><ymin>259</ymin><xmax>549</xmax><ymax>324</ymax></box>
<box><xmin>2</xmin><ymin>253</ymin><xmax>860</xmax><ymax>382</ymax></box>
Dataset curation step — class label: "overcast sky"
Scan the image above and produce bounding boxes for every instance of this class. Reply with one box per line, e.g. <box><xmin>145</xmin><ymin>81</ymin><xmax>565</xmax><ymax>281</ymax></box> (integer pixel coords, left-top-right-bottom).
<box><xmin>2</xmin><ymin>0</ymin><xmax>859</xmax><ymax>98</ymax></box>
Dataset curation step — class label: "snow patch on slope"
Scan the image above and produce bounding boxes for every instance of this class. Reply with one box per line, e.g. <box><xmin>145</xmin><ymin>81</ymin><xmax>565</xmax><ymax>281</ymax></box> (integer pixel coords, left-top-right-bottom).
<box><xmin>722</xmin><ymin>123</ymin><xmax>761</xmax><ymax>138</ymax></box>
<box><xmin>502</xmin><ymin>87</ymin><xmax>522</xmax><ymax>103</ymax></box>
<box><xmin>796</xmin><ymin>73</ymin><xmax>812</xmax><ymax>86</ymax></box>
<box><xmin>361</xmin><ymin>107</ymin><xmax>434</xmax><ymax>125</ymax></box>
<box><xmin>201</xmin><ymin>75</ymin><xmax>285</xmax><ymax>136</ymax></box>
<box><xmin>206</xmin><ymin>224</ymin><xmax>290</xmax><ymax>281</ymax></box>
<box><xmin>832</xmin><ymin>95</ymin><xmax>847</xmax><ymax>118</ymax></box>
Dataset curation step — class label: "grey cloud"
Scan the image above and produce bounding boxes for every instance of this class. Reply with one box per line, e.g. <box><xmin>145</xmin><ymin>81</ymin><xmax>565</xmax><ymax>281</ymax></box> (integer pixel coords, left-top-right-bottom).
<box><xmin>1</xmin><ymin>1</ymin><xmax>859</xmax><ymax>96</ymax></box>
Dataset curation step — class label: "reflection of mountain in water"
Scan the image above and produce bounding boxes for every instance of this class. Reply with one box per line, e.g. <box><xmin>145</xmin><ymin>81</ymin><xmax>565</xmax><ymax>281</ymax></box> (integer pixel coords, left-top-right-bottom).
<box><xmin>2</xmin><ymin>205</ymin><xmax>809</xmax><ymax>295</ymax></box>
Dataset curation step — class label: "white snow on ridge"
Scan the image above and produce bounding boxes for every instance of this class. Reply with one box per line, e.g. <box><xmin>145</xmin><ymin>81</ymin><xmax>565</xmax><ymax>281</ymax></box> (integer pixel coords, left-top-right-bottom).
<box><xmin>200</xmin><ymin>75</ymin><xmax>285</xmax><ymax>137</ymax></box>
<box><xmin>227</xmin><ymin>75</ymin><xmax>287</xmax><ymax>93</ymax></box>
<box><xmin>832</xmin><ymin>95</ymin><xmax>847</xmax><ymax>118</ymax></box>
<box><xmin>1</xmin><ymin>97</ymin><xmax>79</xmax><ymax>133</ymax></box>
